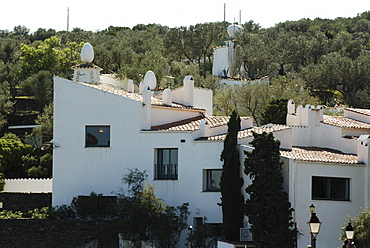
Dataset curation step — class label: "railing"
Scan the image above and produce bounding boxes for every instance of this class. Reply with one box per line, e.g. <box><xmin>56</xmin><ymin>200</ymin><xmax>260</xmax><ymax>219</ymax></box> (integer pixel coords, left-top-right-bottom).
<box><xmin>154</xmin><ymin>164</ymin><xmax>178</xmax><ymax>180</ymax></box>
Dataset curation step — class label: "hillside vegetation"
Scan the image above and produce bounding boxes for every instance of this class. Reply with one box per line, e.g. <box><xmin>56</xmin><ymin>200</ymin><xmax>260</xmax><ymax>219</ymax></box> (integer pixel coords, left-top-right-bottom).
<box><xmin>0</xmin><ymin>12</ymin><xmax>370</xmax><ymax>177</ymax></box>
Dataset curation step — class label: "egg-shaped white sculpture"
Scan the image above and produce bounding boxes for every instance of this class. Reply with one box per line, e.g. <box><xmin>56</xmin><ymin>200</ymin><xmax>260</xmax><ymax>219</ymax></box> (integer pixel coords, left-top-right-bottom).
<box><xmin>81</xmin><ymin>43</ymin><xmax>94</xmax><ymax>63</ymax></box>
<box><xmin>143</xmin><ymin>71</ymin><xmax>157</xmax><ymax>90</ymax></box>
<box><xmin>227</xmin><ymin>24</ymin><xmax>244</xmax><ymax>38</ymax></box>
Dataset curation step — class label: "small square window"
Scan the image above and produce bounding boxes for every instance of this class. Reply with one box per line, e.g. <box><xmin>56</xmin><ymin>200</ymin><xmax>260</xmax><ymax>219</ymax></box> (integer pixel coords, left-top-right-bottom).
<box><xmin>312</xmin><ymin>176</ymin><xmax>350</xmax><ymax>201</ymax></box>
<box><xmin>204</xmin><ymin>169</ymin><xmax>222</xmax><ymax>192</ymax></box>
<box><xmin>85</xmin><ymin>126</ymin><xmax>110</xmax><ymax>147</ymax></box>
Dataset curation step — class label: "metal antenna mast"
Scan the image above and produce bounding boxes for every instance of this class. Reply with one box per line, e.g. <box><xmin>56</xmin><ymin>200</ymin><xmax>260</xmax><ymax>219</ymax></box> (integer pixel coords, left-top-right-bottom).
<box><xmin>67</xmin><ymin>7</ymin><xmax>70</xmax><ymax>32</ymax></box>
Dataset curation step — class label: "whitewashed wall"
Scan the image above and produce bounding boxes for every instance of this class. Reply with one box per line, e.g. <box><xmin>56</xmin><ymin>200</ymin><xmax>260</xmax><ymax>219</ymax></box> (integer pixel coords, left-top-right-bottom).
<box><xmin>283</xmin><ymin>159</ymin><xmax>366</xmax><ymax>248</ymax></box>
<box><xmin>212</xmin><ymin>46</ymin><xmax>230</xmax><ymax>77</ymax></box>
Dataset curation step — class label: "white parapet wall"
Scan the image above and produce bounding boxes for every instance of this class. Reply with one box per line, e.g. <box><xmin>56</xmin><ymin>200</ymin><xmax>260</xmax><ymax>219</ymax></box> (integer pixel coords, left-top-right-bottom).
<box><xmin>3</xmin><ymin>178</ymin><xmax>52</xmax><ymax>193</ymax></box>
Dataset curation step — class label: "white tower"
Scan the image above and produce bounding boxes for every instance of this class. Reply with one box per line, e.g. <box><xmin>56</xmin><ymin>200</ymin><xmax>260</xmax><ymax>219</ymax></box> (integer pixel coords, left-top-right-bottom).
<box><xmin>212</xmin><ymin>24</ymin><xmax>244</xmax><ymax>78</ymax></box>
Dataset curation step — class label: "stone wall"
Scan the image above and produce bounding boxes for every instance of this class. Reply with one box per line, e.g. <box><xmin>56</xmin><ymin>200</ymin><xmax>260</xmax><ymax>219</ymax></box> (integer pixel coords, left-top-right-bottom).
<box><xmin>0</xmin><ymin>219</ymin><xmax>118</xmax><ymax>248</ymax></box>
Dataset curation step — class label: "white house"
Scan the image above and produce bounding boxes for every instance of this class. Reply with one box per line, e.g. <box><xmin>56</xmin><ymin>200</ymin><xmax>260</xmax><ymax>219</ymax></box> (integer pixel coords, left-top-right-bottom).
<box><xmin>280</xmin><ymin>100</ymin><xmax>370</xmax><ymax>248</ymax></box>
<box><xmin>53</xmin><ymin>43</ymin><xmax>290</xmax><ymax>246</ymax></box>
<box><xmin>53</xmin><ymin>44</ymin><xmax>370</xmax><ymax>248</ymax></box>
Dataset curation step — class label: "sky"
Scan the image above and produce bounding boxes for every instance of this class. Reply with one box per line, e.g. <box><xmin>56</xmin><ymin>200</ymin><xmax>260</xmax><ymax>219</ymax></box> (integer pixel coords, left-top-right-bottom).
<box><xmin>2</xmin><ymin>0</ymin><xmax>370</xmax><ymax>33</ymax></box>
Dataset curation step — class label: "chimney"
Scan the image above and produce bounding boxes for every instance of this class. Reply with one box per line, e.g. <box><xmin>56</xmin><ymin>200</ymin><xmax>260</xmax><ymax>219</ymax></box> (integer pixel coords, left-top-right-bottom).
<box><xmin>357</xmin><ymin>135</ymin><xmax>370</xmax><ymax>164</ymax></box>
<box><xmin>142</xmin><ymin>86</ymin><xmax>152</xmax><ymax>130</ymax></box>
<box><xmin>199</xmin><ymin>119</ymin><xmax>209</xmax><ymax>138</ymax></box>
<box><xmin>163</xmin><ymin>89</ymin><xmax>172</xmax><ymax>105</ymax></box>
<box><xmin>72</xmin><ymin>43</ymin><xmax>102</xmax><ymax>84</ymax></box>
<box><xmin>139</xmin><ymin>82</ymin><xmax>145</xmax><ymax>94</ymax></box>
<box><xmin>127</xmin><ymin>79</ymin><xmax>134</xmax><ymax>93</ymax></box>
<box><xmin>183</xmin><ymin>75</ymin><xmax>194</xmax><ymax>106</ymax></box>
<box><xmin>287</xmin><ymin>99</ymin><xmax>295</xmax><ymax>115</ymax></box>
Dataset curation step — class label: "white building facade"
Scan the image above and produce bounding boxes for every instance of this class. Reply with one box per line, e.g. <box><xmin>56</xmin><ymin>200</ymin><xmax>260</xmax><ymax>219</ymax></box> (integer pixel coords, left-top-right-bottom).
<box><xmin>53</xmin><ymin>45</ymin><xmax>370</xmax><ymax>248</ymax></box>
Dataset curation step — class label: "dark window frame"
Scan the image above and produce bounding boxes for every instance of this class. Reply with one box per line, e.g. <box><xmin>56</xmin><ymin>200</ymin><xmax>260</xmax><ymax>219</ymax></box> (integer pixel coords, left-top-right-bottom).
<box><xmin>154</xmin><ymin>148</ymin><xmax>178</xmax><ymax>180</ymax></box>
<box><xmin>85</xmin><ymin>125</ymin><xmax>110</xmax><ymax>148</ymax></box>
<box><xmin>204</xmin><ymin>169</ymin><xmax>222</xmax><ymax>192</ymax></box>
<box><xmin>312</xmin><ymin>176</ymin><xmax>350</xmax><ymax>201</ymax></box>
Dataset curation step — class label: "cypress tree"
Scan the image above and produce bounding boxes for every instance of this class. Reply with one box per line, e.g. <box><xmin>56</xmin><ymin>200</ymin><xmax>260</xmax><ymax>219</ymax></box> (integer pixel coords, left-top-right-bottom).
<box><xmin>244</xmin><ymin>132</ymin><xmax>295</xmax><ymax>248</ymax></box>
<box><xmin>220</xmin><ymin>110</ymin><xmax>245</xmax><ymax>241</ymax></box>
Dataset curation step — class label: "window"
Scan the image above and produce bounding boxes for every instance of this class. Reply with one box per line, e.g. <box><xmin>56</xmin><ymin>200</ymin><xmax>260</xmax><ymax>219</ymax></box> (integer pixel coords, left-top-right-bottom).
<box><xmin>312</xmin><ymin>176</ymin><xmax>350</xmax><ymax>201</ymax></box>
<box><xmin>155</xmin><ymin>148</ymin><xmax>178</xmax><ymax>180</ymax></box>
<box><xmin>204</xmin><ymin>169</ymin><xmax>222</xmax><ymax>192</ymax></box>
<box><xmin>85</xmin><ymin>126</ymin><xmax>110</xmax><ymax>147</ymax></box>
<box><xmin>193</xmin><ymin>217</ymin><xmax>204</xmax><ymax>227</ymax></box>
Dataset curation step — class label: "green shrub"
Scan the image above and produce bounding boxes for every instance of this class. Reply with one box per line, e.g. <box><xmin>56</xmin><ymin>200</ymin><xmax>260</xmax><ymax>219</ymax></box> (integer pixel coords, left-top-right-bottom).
<box><xmin>0</xmin><ymin>210</ymin><xmax>24</xmax><ymax>219</ymax></box>
<box><xmin>28</xmin><ymin>207</ymin><xmax>50</xmax><ymax>219</ymax></box>
<box><xmin>49</xmin><ymin>204</ymin><xmax>77</xmax><ymax>219</ymax></box>
<box><xmin>0</xmin><ymin>172</ymin><xmax>4</xmax><ymax>191</ymax></box>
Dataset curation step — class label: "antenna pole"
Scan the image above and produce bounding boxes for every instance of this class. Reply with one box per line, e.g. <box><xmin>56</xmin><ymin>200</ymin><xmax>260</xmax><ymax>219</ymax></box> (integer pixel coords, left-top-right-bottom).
<box><xmin>239</xmin><ymin>10</ymin><xmax>241</xmax><ymax>24</ymax></box>
<box><xmin>224</xmin><ymin>3</ymin><xmax>226</xmax><ymax>22</ymax></box>
<box><xmin>67</xmin><ymin>7</ymin><xmax>69</xmax><ymax>32</ymax></box>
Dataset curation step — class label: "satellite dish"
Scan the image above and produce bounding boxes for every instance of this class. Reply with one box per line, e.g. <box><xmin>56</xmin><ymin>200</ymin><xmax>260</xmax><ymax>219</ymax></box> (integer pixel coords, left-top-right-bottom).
<box><xmin>227</xmin><ymin>24</ymin><xmax>244</xmax><ymax>38</ymax></box>
<box><xmin>143</xmin><ymin>71</ymin><xmax>157</xmax><ymax>90</ymax></box>
<box><xmin>81</xmin><ymin>43</ymin><xmax>94</xmax><ymax>63</ymax></box>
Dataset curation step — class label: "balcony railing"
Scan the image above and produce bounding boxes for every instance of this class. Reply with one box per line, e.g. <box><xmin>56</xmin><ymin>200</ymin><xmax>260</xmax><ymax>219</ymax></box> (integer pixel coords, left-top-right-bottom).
<box><xmin>154</xmin><ymin>164</ymin><xmax>178</xmax><ymax>180</ymax></box>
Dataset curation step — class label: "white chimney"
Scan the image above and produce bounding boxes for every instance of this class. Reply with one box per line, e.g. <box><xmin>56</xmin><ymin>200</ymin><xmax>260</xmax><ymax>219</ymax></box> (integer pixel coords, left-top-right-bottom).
<box><xmin>72</xmin><ymin>43</ymin><xmax>102</xmax><ymax>84</ymax></box>
<box><xmin>199</xmin><ymin>119</ymin><xmax>210</xmax><ymax>138</ymax></box>
<box><xmin>142</xmin><ymin>86</ymin><xmax>152</xmax><ymax>130</ymax></box>
<box><xmin>139</xmin><ymin>82</ymin><xmax>145</xmax><ymax>94</ymax></box>
<box><xmin>183</xmin><ymin>75</ymin><xmax>194</xmax><ymax>106</ymax></box>
<box><xmin>127</xmin><ymin>79</ymin><xmax>134</xmax><ymax>93</ymax></box>
<box><xmin>163</xmin><ymin>89</ymin><xmax>172</xmax><ymax>105</ymax></box>
<box><xmin>287</xmin><ymin>99</ymin><xmax>295</xmax><ymax>114</ymax></box>
<box><xmin>357</xmin><ymin>135</ymin><xmax>370</xmax><ymax>164</ymax></box>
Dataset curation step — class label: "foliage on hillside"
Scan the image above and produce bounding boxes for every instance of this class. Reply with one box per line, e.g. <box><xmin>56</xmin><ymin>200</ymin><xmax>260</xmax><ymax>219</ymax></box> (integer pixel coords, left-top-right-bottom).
<box><xmin>0</xmin><ymin>134</ymin><xmax>52</xmax><ymax>178</ymax></box>
<box><xmin>1</xmin><ymin>13</ymin><xmax>370</xmax><ymax>178</ymax></box>
<box><xmin>1</xmin><ymin>12</ymin><xmax>370</xmax><ymax>118</ymax></box>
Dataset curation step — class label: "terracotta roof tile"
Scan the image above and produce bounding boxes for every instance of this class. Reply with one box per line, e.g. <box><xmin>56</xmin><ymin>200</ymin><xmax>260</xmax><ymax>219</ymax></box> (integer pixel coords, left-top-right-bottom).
<box><xmin>280</xmin><ymin>146</ymin><xmax>361</xmax><ymax>164</ymax></box>
<box><xmin>151</xmin><ymin>116</ymin><xmax>250</xmax><ymax>131</ymax></box>
<box><xmin>205</xmin><ymin>124</ymin><xmax>291</xmax><ymax>141</ymax></box>
<box><xmin>322</xmin><ymin>115</ymin><xmax>370</xmax><ymax>129</ymax></box>
<box><xmin>78</xmin><ymin>82</ymin><xmax>205</xmax><ymax>111</ymax></box>
<box><xmin>345</xmin><ymin>108</ymin><xmax>370</xmax><ymax>116</ymax></box>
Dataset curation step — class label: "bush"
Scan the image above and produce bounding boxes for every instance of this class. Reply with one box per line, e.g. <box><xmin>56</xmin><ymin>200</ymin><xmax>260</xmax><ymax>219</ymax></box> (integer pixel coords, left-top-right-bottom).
<box><xmin>0</xmin><ymin>172</ymin><xmax>4</xmax><ymax>191</ymax></box>
<box><xmin>0</xmin><ymin>210</ymin><xmax>24</xmax><ymax>219</ymax></box>
<box><xmin>48</xmin><ymin>204</ymin><xmax>77</xmax><ymax>219</ymax></box>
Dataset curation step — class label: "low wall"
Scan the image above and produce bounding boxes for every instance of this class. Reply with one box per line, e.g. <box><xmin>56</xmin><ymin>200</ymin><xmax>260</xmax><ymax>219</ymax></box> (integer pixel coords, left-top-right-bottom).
<box><xmin>3</xmin><ymin>178</ymin><xmax>52</xmax><ymax>193</ymax></box>
<box><xmin>0</xmin><ymin>219</ymin><xmax>117</xmax><ymax>248</ymax></box>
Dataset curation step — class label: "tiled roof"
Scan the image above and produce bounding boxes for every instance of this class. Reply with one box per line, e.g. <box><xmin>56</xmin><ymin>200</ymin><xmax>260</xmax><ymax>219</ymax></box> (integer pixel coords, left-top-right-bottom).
<box><xmin>280</xmin><ymin>146</ymin><xmax>361</xmax><ymax>164</ymax></box>
<box><xmin>345</xmin><ymin>108</ymin><xmax>370</xmax><ymax>116</ymax></box>
<box><xmin>151</xmin><ymin>116</ymin><xmax>249</xmax><ymax>131</ymax></box>
<box><xmin>322</xmin><ymin>115</ymin><xmax>370</xmax><ymax>129</ymax></box>
<box><xmin>78</xmin><ymin>82</ymin><xmax>205</xmax><ymax>111</ymax></box>
<box><xmin>204</xmin><ymin>124</ymin><xmax>291</xmax><ymax>141</ymax></box>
